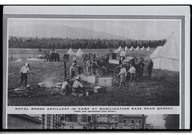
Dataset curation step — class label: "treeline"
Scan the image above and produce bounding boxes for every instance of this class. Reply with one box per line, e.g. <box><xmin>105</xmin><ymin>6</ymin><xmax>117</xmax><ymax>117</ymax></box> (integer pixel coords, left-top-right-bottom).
<box><xmin>9</xmin><ymin>36</ymin><xmax>166</xmax><ymax>49</ymax></box>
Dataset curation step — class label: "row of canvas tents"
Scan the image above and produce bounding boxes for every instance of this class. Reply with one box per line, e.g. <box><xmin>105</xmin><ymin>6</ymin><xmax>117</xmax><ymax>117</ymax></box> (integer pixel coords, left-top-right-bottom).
<box><xmin>115</xmin><ymin>46</ymin><xmax>150</xmax><ymax>52</ymax></box>
<box><xmin>66</xmin><ymin>33</ymin><xmax>179</xmax><ymax>72</ymax></box>
<box><xmin>67</xmin><ymin>48</ymin><xmax>85</xmax><ymax>57</ymax></box>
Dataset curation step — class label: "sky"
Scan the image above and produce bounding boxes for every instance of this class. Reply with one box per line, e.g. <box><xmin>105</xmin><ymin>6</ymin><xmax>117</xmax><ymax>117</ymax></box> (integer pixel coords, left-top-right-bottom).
<box><xmin>8</xmin><ymin>18</ymin><xmax>180</xmax><ymax>40</ymax></box>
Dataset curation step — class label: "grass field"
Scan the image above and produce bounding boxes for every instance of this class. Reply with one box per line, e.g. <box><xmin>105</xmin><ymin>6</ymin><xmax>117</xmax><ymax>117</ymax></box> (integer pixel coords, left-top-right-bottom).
<box><xmin>8</xmin><ymin>48</ymin><xmax>179</xmax><ymax>106</ymax></box>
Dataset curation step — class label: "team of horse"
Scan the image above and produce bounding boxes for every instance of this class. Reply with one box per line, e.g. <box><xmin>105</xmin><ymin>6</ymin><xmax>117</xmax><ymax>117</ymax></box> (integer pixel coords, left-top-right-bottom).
<box><xmin>38</xmin><ymin>50</ymin><xmax>108</xmax><ymax>64</ymax></box>
<box><xmin>44</xmin><ymin>51</ymin><xmax>60</xmax><ymax>62</ymax></box>
<box><xmin>37</xmin><ymin>50</ymin><xmax>60</xmax><ymax>62</ymax></box>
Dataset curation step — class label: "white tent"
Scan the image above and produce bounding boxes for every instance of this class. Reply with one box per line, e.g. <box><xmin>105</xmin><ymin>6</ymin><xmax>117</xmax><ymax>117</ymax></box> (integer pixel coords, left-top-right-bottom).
<box><xmin>66</xmin><ymin>48</ymin><xmax>75</xmax><ymax>56</ymax></box>
<box><xmin>114</xmin><ymin>49</ymin><xmax>119</xmax><ymax>53</ymax></box>
<box><xmin>150</xmin><ymin>46</ymin><xmax>163</xmax><ymax>59</ymax></box>
<box><xmin>135</xmin><ymin>46</ymin><xmax>139</xmax><ymax>50</ymax></box>
<box><xmin>146</xmin><ymin>47</ymin><xmax>150</xmax><ymax>51</ymax></box>
<box><xmin>129</xmin><ymin>46</ymin><xmax>134</xmax><ymax>51</ymax></box>
<box><xmin>117</xmin><ymin>46</ymin><xmax>122</xmax><ymax>52</ymax></box>
<box><xmin>76</xmin><ymin>48</ymin><xmax>85</xmax><ymax>57</ymax></box>
<box><xmin>141</xmin><ymin>46</ymin><xmax>145</xmax><ymax>50</ymax></box>
<box><xmin>150</xmin><ymin>34</ymin><xmax>179</xmax><ymax>71</ymax></box>
<box><xmin>125</xmin><ymin>46</ymin><xmax>128</xmax><ymax>51</ymax></box>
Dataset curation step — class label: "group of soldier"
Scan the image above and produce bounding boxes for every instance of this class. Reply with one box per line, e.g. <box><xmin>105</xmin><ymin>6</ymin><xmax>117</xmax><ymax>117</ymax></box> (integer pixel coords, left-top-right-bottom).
<box><xmin>117</xmin><ymin>57</ymin><xmax>154</xmax><ymax>89</ymax></box>
<box><xmin>18</xmin><ymin>50</ymin><xmax>154</xmax><ymax>96</ymax></box>
<box><xmin>63</xmin><ymin>56</ymin><xmax>85</xmax><ymax>96</ymax></box>
<box><xmin>85</xmin><ymin>53</ymin><xmax>100</xmax><ymax>76</ymax></box>
<box><xmin>62</xmin><ymin>53</ymin><xmax>107</xmax><ymax>96</ymax></box>
<box><xmin>61</xmin><ymin>76</ymin><xmax>85</xmax><ymax>97</ymax></box>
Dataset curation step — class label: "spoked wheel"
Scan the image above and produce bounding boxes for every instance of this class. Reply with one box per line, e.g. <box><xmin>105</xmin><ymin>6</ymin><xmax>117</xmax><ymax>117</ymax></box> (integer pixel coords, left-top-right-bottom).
<box><xmin>98</xmin><ymin>66</ymin><xmax>108</xmax><ymax>76</ymax></box>
<box><xmin>113</xmin><ymin>65</ymin><xmax>121</xmax><ymax>82</ymax></box>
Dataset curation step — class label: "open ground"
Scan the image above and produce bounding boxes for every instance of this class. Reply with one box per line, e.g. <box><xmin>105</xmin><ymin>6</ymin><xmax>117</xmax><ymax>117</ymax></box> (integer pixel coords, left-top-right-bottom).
<box><xmin>8</xmin><ymin>48</ymin><xmax>179</xmax><ymax>106</ymax></box>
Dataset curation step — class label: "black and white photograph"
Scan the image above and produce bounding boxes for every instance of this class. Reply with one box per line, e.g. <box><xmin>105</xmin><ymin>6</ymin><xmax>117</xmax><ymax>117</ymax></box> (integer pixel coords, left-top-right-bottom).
<box><xmin>2</xmin><ymin>6</ymin><xmax>191</xmax><ymax>131</ymax></box>
<box><xmin>7</xmin><ymin>17</ymin><xmax>181</xmax><ymax>106</ymax></box>
<box><xmin>7</xmin><ymin>114</ymin><xmax>180</xmax><ymax>130</ymax></box>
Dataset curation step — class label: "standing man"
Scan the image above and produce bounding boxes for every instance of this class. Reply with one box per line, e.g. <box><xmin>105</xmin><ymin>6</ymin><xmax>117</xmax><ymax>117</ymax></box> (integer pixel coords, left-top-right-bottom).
<box><xmin>70</xmin><ymin>63</ymin><xmax>76</xmax><ymax>79</ymax></box>
<box><xmin>120</xmin><ymin>49</ymin><xmax>126</xmax><ymax>61</ymax></box>
<box><xmin>49</xmin><ymin>49</ymin><xmax>53</xmax><ymax>62</ymax></box>
<box><xmin>73</xmin><ymin>55</ymin><xmax>77</xmax><ymax>65</ymax></box>
<box><xmin>76</xmin><ymin>65</ymin><xmax>83</xmax><ymax>75</ymax></box>
<box><xmin>117</xmin><ymin>65</ymin><xmax>127</xmax><ymax>89</ymax></box>
<box><xmin>86</xmin><ymin>59</ymin><xmax>91</xmax><ymax>75</ymax></box>
<box><xmin>125</xmin><ymin>62</ymin><xmax>131</xmax><ymax>81</ymax></box>
<box><xmin>138</xmin><ymin>60</ymin><xmax>145</xmax><ymax>78</ymax></box>
<box><xmin>147</xmin><ymin>59</ymin><xmax>153</xmax><ymax>78</ymax></box>
<box><xmin>64</xmin><ymin>53</ymin><xmax>69</xmax><ymax>62</ymax></box>
<box><xmin>91</xmin><ymin>59</ymin><xmax>97</xmax><ymax>75</ymax></box>
<box><xmin>19</xmin><ymin>63</ymin><xmax>30</xmax><ymax>87</ymax></box>
<box><xmin>66</xmin><ymin>53</ymin><xmax>69</xmax><ymax>62</ymax></box>
<box><xmin>127</xmin><ymin>63</ymin><xmax>136</xmax><ymax>86</ymax></box>
<box><xmin>132</xmin><ymin>57</ymin><xmax>139</xmax><ymax>79</ymax></box>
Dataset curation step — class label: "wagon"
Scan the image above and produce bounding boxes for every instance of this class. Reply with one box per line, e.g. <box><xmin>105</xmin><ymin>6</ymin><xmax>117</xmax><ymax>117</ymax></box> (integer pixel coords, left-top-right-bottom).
<box><xmin>97</xmin><ymin>51</ymin><xmax>134</xmax><ymax>78</ymax></box>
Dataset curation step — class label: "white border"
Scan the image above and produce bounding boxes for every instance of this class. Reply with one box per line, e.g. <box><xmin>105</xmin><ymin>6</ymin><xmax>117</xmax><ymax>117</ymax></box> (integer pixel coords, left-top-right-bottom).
<box><xmin>3</xmin><ymin>6</ymin><xmax>190</xmax><ymax>130</ymax></box>
<box><xmin>1</xmin><ymin>0</ymin><xmax>192</xmax><ymax>4</ymax></box>
<box><xmin>3</xmin><ymin>6</ymin><xmax>190</xmax><ymax>16</ymax></box>
<box><xmin>184</xmin><ymin>7</ymin><xmax>190</xmax><ymax>130</ymax></box>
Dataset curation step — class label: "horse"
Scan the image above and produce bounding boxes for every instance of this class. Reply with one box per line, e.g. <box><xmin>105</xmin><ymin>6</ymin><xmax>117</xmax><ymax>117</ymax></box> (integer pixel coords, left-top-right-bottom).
<box><xmin>44</xmin><ymin>51</ymin><xmax>60</xmax><ymax>62</ymax></box>
<box><xmin>51</xmin><ymin>53</ymin><xmax>60</xmax><ymax>62</ymax></box>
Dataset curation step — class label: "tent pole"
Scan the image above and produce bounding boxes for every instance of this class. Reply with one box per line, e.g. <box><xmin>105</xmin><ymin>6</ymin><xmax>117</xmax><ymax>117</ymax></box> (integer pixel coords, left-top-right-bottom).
<box><xmin>63</xmin><ymin>54</ymin><xmax>67</xmax><ymax>80</ymax></box>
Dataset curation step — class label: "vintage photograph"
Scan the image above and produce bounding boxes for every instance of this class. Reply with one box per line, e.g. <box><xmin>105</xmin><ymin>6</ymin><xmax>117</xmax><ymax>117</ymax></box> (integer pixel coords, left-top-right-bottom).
<box><xmin>7</xmin><ymin>18</ymin><xmax>180</xmax><ymax>106</ymax></box>
<box><xmin>7</xmin><ymin>114</ymin><xmax>179</xmax><ymax>130</ymax></box>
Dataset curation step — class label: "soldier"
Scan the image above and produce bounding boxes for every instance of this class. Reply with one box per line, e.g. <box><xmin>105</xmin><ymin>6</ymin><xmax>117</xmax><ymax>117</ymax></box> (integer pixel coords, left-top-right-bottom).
<box><xmin>127</xmin><ymin>63</ymin><xmax>136</xmax><ymax>85</ymax></box>
<box><xmin>72</xmin><ymin>76</ymin><xmax>84</xmax><ymax>96</ymax></box>
<box><xmin>70</xmin><ymin>63</ymin><xmax>76</xmax><ymax>79</ymax></box>
<box><xmin>73</xmin><ymin>55</ymin><xmax>77</xmax><ymax>64</ymax></box>
<box><xmin>125</xmin><ymin>62</ymin><xmax>131</xmax><ymax>81</ymax></box>
<box><xmin>61</xmin><ymin>78</ymin><xmax>71</xmax><ymax>96</ymax></box>
<box><xmin>19</xmin><ymin>63</ymin><xmax>30</xmax><ymax>87</ymax></box>
<box><xmin>120</xmin><ymin>49</ymin><xmax>126</xmax><ymax>60</ymax></box>
<box><xmin>86</xmin><ymin>59</ymin><xmax>91</xmax><ymax>75</ymax></box>
<box><xmin>147</xmin><ymin>59</ymin><xmax>153</xmax><ymax>78</ymax></box>
<box><xmin>138</xmin><ymin>60</ymin><xmax>145</xmax><ymax>78</ymax></box>
<box><xmin>117</xmin><ymin>65</ymin><xmax>127</xmax><ymax>89</ymax></box>
<box><xmin>76</xmin><ymin>65</ymin><xmax>83</xmax><ymax>75</ymax></box>
<box><xmin>91</xmin><ymin>59</ymin><xmax>97</xmax><ymax>75</ymax></box>
<box><xmin>64</xmin><ymin>53</ymin><xmax>69</xmax><ymax>62</ymax></box>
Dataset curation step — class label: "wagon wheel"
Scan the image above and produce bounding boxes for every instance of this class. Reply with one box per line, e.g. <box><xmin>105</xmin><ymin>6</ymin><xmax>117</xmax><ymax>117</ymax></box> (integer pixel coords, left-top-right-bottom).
<box><xmin>98</xmin><ymin>66</ymin><xmax>108</xmax><ymax>76</ymax></box>
<box><xmin>113</xmin><ymin>65</ymin><xmax>121</xmax><ymax>82</ymax></box>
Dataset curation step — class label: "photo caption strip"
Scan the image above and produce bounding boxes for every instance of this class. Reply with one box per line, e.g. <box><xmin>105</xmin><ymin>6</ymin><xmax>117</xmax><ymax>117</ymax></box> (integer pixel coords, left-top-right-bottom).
<box><xmin>7</xmin><ymin>106</ymin><xmax>180</xmax><ymax>114</ymax></box>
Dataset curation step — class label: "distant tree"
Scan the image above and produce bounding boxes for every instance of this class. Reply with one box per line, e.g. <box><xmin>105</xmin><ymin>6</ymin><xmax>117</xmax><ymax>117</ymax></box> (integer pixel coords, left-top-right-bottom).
<box><xmin>8</xmin><ymin>36</ymin><xmax>167</xmax><ymax>49</ymax></box>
